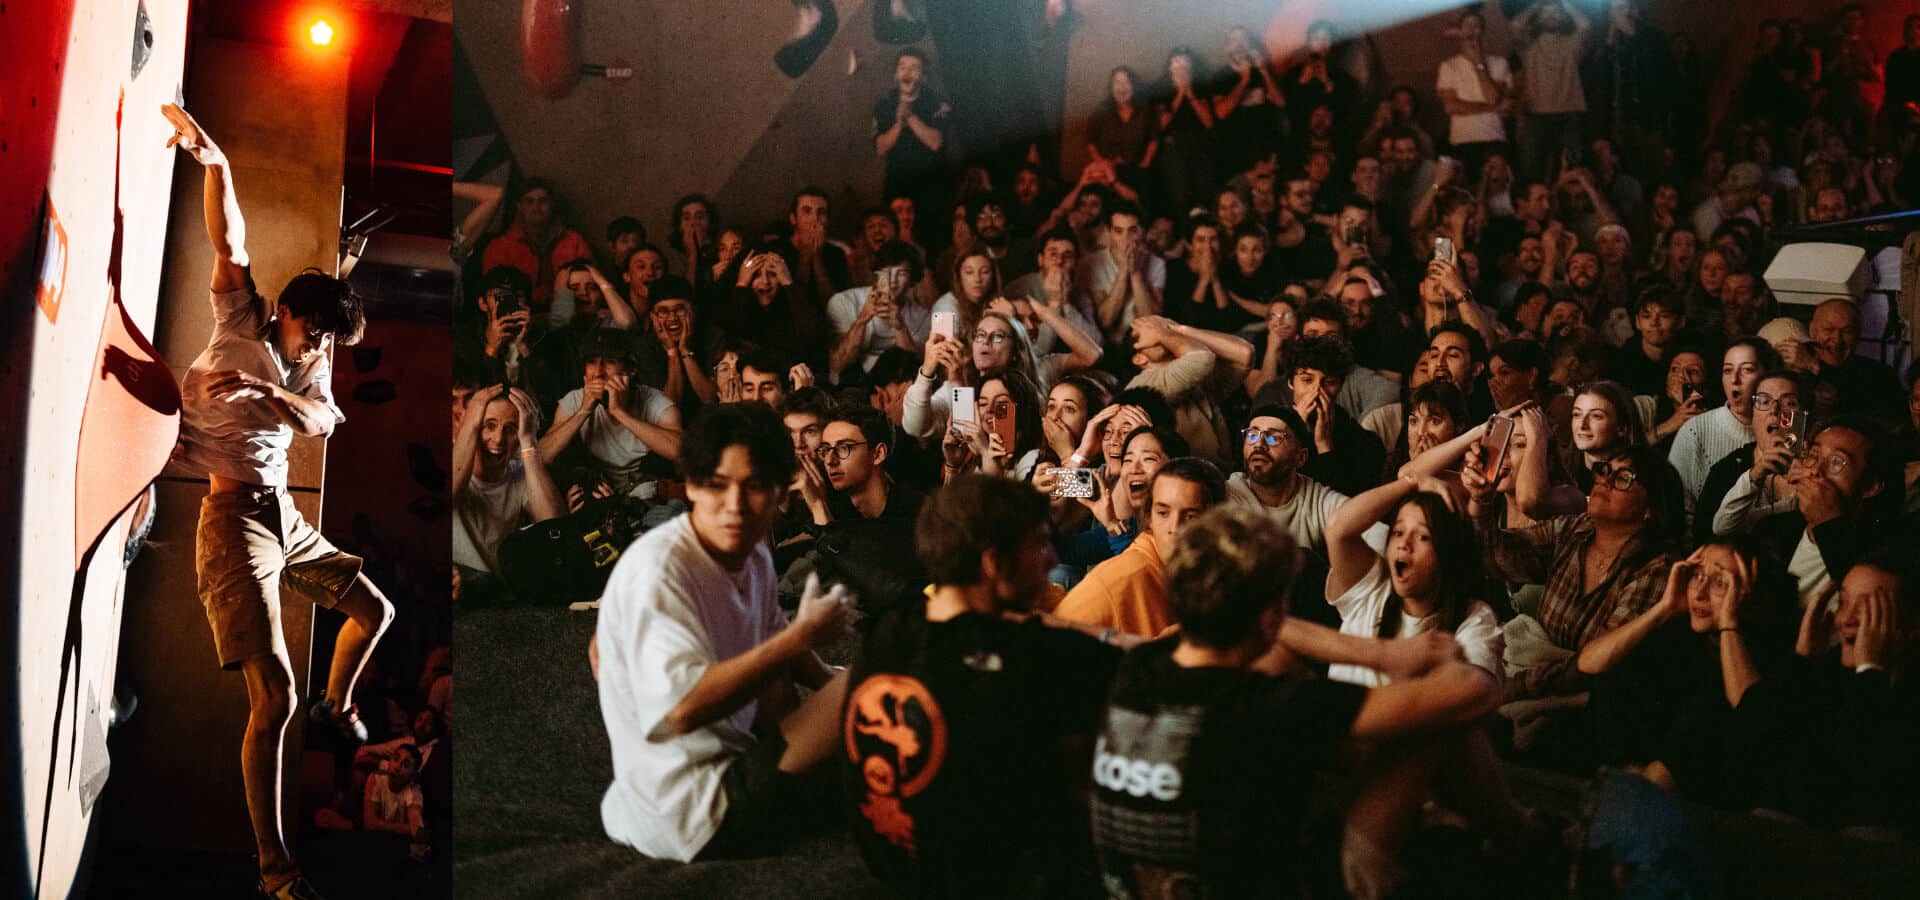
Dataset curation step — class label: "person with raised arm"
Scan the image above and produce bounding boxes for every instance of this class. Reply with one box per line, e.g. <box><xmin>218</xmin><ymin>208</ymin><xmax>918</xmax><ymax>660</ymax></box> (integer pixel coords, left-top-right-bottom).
<box><xmin>165</xmin><ymin>102</ymin><xmax>393</xmax><ymax>900</ymax></box>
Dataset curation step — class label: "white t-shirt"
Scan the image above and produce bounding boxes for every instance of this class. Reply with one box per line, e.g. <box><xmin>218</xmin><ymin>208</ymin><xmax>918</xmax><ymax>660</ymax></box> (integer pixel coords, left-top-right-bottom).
<box><xmin>1222</xmin><ymin>473</ymin><xmax>1389</xmax><ymax>558</ymax></box>
<box><xmin>1328</xmin><ymin>559</ymin><xmax>1505</xmax><ymax>688</ymax></box>
<box><xmin>453</xmin><ymin>460</ymin><xmax>529</xmax><ymax>575</ymax></box>
<box><xmin>365</xmin><ymin>772</ymin><xmax>423</xmax><ymax>830</ymax></box>
<box><xmin>1079</xmin><ymin>250</ymin><xmax>1166</xmax><ymax>343</ymax></box>
<box><xmin>598</xmin><ymin>514</ymin><xmax>785</xmax><ymax>861</ymax></box>
<box><xmin>179</xmin><ymin>285</ymin><xmax>344</xmax><ymax>485</ymax></box>
<box><xmin>827</xmin><ymin>285</ymin><xmax>933</xmax><ymax>379</ymax></box>
<box><xmin>554</xmin><ymin>385</ymin><xmax>677</xmax><ymax>494</ymax></box>
<box><xmin>1435</xmin><ymin>54</ymin><xmax>1512</xmax><ymax>145</ymax></box>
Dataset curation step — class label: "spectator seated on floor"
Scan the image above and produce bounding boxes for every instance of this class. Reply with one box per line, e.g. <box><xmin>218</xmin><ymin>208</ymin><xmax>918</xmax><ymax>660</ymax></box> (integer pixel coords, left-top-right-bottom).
<box><xmin>536</xmin><ymin>328</ymin><xmax>683</xmax><ymax>503</ymax></box>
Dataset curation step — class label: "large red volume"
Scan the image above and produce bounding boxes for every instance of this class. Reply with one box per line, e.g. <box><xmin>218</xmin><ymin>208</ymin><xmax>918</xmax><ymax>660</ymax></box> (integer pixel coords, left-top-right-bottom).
<box><xmin>521</xmin><ymin>0</ymin><xmax>579</xmax><ymax>98</ymax></box>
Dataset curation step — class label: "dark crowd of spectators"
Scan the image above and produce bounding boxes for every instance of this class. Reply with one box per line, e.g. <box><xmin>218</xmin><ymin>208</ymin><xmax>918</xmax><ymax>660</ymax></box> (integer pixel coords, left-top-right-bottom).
<box><xmin>460</xmin><ymin>2</ymin><xmax>1920</xmax><ymax>895</ymax></box>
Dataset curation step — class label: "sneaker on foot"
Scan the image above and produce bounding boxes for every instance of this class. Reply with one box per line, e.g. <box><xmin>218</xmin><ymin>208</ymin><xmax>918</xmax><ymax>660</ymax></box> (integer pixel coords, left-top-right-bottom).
<box><xmin>308</xmin><ymin>698</ymin><xmax>368</xmax><ymax>745</ymax></box>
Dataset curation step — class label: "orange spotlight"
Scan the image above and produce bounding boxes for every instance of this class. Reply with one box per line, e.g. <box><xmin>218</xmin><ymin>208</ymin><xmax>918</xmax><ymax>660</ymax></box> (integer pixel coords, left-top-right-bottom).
<box><xmin>308</xmin><ymin>19</ymin><xmax>335</xmax><ymax>47</ymax></box>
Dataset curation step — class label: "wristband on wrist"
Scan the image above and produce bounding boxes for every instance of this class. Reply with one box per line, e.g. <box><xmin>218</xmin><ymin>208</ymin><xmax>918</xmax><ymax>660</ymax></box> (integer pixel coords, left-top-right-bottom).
<box><xmin>1855</xmin><ymin>662</ymin><xmax>1884</xmax><ymax>674</ymax></box>
<box><xmin>518</xmin><ymin>446</ymin><xmax>538</xmax><ymax>457</ymax></box>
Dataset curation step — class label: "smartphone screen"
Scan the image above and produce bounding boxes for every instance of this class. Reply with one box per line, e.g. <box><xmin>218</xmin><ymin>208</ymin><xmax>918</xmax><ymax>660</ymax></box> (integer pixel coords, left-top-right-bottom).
<box><xmin>1481</xmin><ymin>415</ymin><xmax>1516</xmax><ymax>480</ymax></box>
<box><xmin>931</xmin><ymin>311</ymin><xmax>956</xmax><ymax>341</ymax></box>
<box><xmin>950</xmin><ymin>387</ymin><xmax>975</xmax><ymax>424</ymax></box>
<box><xmin>1434</xmin><ymin>236</ymin><xmax>1456</xmax><ymax>266</ymax></box>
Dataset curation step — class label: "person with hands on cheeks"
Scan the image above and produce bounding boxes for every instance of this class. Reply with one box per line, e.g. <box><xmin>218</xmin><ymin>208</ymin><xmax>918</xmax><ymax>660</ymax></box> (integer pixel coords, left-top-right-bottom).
<box><xmin>642</xmin><ymin>278</ymin><xmax>721</xmax><ymax>409</ymax></box>
<box><xmin>166</xmin><ymin>101</ymin><xmax>390</xmax><ymax>900</ymax></box>
<box><xmin>1773</xmin><ymin>549</ymin><xmax>1920</xmax><ymax>836</ymax></box>
<box><xmin>452</xmin><ymin>386</ymin><xmax>567</xmax><ymax>587</ymax></box>
<box><xmin>1573</xmin><ymin>538</ymin><xmax>1802</xmax><ymax>812</ymax></box>
<box><xmin>786</xmin><ymin>187</ymin><xmax>852</xmax><ymax>304</ymax></box>
<box><xmin>1265</xmin><ymin>335</ymin><xmax>1384</xmax><ymax>497</ymax></box>
<box><xmin>538</xmin><ymin>329</ymin><xmax>683</xmax><ymax>502</ymax></box>
<box><xmin>717</xmin><ymin>245</ymin><xmax>829</xmax><ymax>374</ymax></box>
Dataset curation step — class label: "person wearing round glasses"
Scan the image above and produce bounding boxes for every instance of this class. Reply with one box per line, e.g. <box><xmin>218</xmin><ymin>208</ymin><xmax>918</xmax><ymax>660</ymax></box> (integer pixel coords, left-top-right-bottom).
<box><xmin>1465</xmin><ymin>429</ymin><xmax>1686</xmax><ymax>714</ymax></box>
<box><xmin>1709</xmin><ymin>413</ymin><xmax>1904</xmax><ymax>611</ymax></box>
<box><xmin>1692</xmin><ymin>369</ymin><xmax>1809</xmax><ymax>545</ymax></box>
<box><xmin>790</xmin><ymin>405</ymin><xmax>927</xmax><ymax>612</ymax></box>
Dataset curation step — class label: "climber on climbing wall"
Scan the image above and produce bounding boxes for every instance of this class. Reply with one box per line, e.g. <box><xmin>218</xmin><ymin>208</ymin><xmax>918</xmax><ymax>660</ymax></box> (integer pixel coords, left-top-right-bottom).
<box><xmin>163</xmin><ymin>101</ymin><xmax>393</xmax><ymax>900</ymax></box>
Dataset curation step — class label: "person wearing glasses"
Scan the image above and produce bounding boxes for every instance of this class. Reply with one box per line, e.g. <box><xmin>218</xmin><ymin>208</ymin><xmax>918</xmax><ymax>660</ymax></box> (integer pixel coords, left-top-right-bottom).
<box><xmin>1669</xmin><ymin>338</ymin><xmax>1780</xmax><ymax>524</ymax></box>
<box><xmin>789</xmin><ymin>404</ymin><xmax>927</xmax><ymax>614</ymax></box>
<box><xmin>634</xmin><ymin>277</ymin><xmax>725</xmax><ymax>413</ymax></box>
<box><xmin>1465</xmin><ymin>425</ymin><xmax>1686</xmax><ymax>716</ymax></box>
<box><xmin>901</xmin><ymin>311</ymin><xmax>1047</xmax><ymax>441</ymax></box>
<box><xmin>1708</xmin><ymin>414</ymin><xmax>1904</xmax><ymax>611</ymax></box>
<box><xmin>1690</xmin><ymin>370</ymin><xmax>1809</xmax><ymax>545</ymax></box>
<box><xmin>1573</xmin><ymin>537</ymin><xmax>1801</xmax><ymax>813</ymax></box>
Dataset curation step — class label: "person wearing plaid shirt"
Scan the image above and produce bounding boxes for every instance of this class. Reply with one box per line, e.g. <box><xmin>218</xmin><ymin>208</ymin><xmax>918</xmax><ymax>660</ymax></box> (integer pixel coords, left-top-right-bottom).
<box><xmin>1466</xmin><ymin>444</ymin><xmax>1684</xmax><ymax>701</ymax></box>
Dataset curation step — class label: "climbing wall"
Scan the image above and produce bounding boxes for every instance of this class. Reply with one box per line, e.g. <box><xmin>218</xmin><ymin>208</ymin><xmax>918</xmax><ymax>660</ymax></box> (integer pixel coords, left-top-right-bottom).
<box><xmin>0</xmin><ymin>1</ymin><xmax>191</xmax><ymax>897</ymax></box>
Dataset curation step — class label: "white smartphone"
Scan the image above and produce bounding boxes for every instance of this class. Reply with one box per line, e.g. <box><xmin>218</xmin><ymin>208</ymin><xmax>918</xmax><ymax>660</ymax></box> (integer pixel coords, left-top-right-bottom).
<box><xmin>931</xmin><ymin>311</ymin><xmax>956</xmax><ymax>342</ymax></box>
<box><xmin>949</xmin><ymin>386</ymin><xmax>975</xmax><ymax>424</ymax></box>
<box><xmin>1434</xmin><ymin>235</ymin><xmax>1456</xmax><ymax>266</ymax></box>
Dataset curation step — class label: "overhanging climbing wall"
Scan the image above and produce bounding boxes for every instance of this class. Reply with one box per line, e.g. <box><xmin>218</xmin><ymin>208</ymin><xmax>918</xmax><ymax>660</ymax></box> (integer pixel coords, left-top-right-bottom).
<box><xmin>0</xmin><ymin>1</ymin><xmax>192</xmax><ymax>898</ymax></box>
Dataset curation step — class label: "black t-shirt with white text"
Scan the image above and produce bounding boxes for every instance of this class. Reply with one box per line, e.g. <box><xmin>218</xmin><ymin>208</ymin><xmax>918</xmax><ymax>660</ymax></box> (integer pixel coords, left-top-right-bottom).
<box><xmin>841</xmin><ymin>601</ymin><xmax>1123</xmax><ymax>899</ymax></box>
<box><xmin>1090</xmin><ymin>638</ymin><xmax>1366</xmax><ymax>899</ymax></box>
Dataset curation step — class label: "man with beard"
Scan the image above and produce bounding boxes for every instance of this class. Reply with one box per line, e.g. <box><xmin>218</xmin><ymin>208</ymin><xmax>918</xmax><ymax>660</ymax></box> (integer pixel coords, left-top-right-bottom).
<box><xmin>1494</xmin><ymin>234</ymin><xmax>1548</xmax><ymax>311</ymax></box>
<box><xmin>1424</xmin><ymin>322</ymin><xmax>1496</xmax><ymax>422</ymax></box>
<box><xmin>873</xmin><ymin>47</ymin><xmax>951</xmax><ymax>233</ymax></box>
<box><xmin>1268</xmin><ymin>171</ymin><xmax>1338</xmax><ymax>286</ymax></box>
<box><xmin>1557</xmin><ymin>250</ymin><xmax>1617</xmax><ymax>341</ymax></box>
<box><xmin>969</xmin><ymin>196</ymin><xmax>1037</xmax><ymax>284</ymax></box>
<box><xmin>1481</xmin><ymin>177</ymin><xmax>1553</xmax><ymax>274</ymax></box>
<box><xmin>847</xmin><ymin>208</ymin><xmax>900</xmax><ymax>288</ymax></box>
<box><xmin>1224</xmin><ymin>405</ymin><xmax>1388</xmax><ymax>629</ymax></box>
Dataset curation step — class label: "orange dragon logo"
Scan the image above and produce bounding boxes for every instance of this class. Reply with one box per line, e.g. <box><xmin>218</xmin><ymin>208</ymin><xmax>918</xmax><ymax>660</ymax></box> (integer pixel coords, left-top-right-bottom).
<box><xmin>844</xmin><ymin>674</ymin><xmax>947</xmax><ymax>855</ymax></box>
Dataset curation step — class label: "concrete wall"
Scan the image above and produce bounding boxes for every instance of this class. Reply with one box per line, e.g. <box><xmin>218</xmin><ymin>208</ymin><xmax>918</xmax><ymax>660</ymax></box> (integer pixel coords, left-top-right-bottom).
<box><xmin>111</xmin><ymin>36</ymin><xmax>348</xmax><ymax>855</ymax></box>
<box><xmin>459</xmin><ymin>0</ymin><xmax>1889</xmax><ymax>259</ymax></box>
<box><xmin>456</xmin><ymin>0</ymin><xmax>923</xmax><ymax>252</ymax></box>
